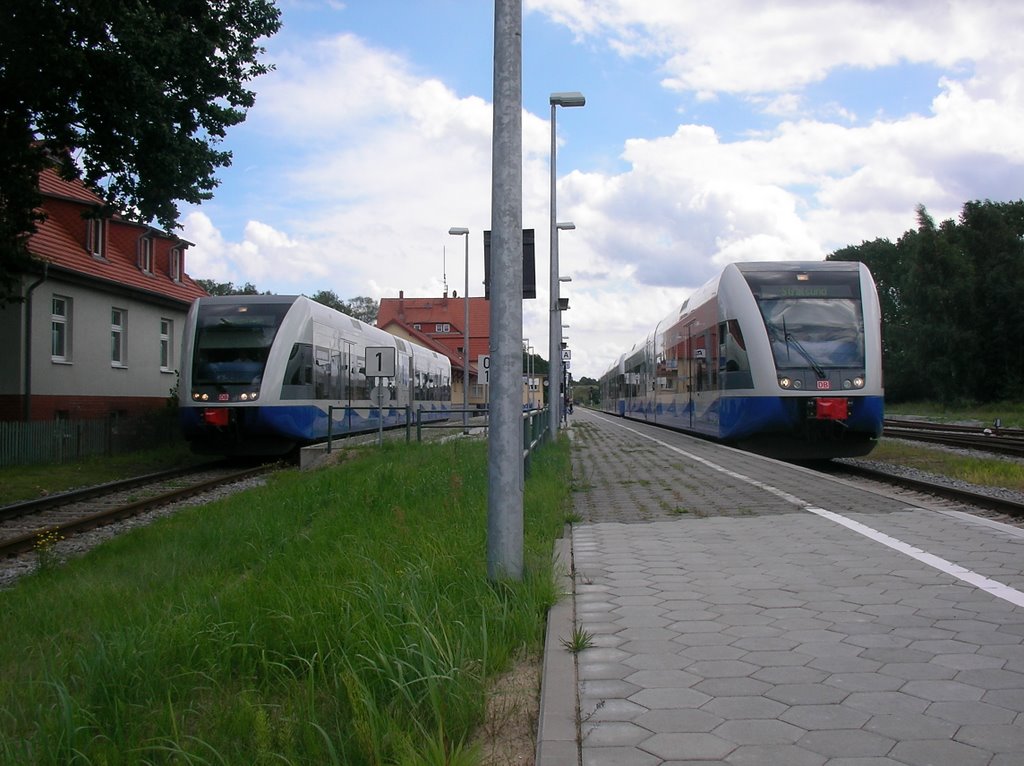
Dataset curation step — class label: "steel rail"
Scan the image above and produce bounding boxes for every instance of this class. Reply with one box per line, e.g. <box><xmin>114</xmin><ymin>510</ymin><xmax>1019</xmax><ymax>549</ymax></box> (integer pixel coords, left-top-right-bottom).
<box><xmin>882</xmin><ymin>419</ymin><xmax>1024</xmax><ymax>458</ymax></box>
<box><xmin>832</xmin><ymin>462</ymin><xmax>1024</xmax><ymax>519</ymax></box>
<box><xmin>0</xmin><ymin>461</ymin><xmax>229</xmax><ymax>521</ymax></box>
<box><xmin>0</xmin><ymin>465</ymin><xmax>271</xmax><ymax>558</ymax></box>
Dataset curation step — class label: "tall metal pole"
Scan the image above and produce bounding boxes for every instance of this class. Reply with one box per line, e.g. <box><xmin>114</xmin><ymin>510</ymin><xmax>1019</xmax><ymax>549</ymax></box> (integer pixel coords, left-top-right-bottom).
<box><xmin>548</xmin><ymin>101</ymin><xmax>559</xmax><ymax>441</ymax></box>
<box><xmin>547</xmin><ymin>92</ymin><xmax>584</xmax><ymax>441</ymax></box>
<box><xmin>464</xmin><ymin>232</ymin><xmax>469</xmax><ymax>432</ymax></box>
<box><xmin>448</xmin><ymin>227</ymin><xmax>470</xmax><ymax>433</ymax></box>
<box><xmin>488</xmin><ymin>0</ymin><xmax>523</xmax><ymax>581</ymax></box>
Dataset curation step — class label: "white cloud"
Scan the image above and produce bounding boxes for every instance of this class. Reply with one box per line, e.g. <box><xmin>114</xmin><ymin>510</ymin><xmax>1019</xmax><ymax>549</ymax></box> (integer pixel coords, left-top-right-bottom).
<box><xmin>528</xmin><ymin>0</ymin><xmax>1024</xmax><ymax>97</ymax></box>
<box><xmin>184</xmin><ymin>2</ymin><xmax>1024</xmax><ymax>379</ymax></box>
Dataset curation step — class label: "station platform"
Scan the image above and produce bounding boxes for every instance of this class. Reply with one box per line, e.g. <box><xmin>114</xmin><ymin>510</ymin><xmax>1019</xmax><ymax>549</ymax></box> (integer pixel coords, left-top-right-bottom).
<box><xmin>537</xmin><ymin>407</ymin><xmax>1024</xmax><ymax>766</ymax></box>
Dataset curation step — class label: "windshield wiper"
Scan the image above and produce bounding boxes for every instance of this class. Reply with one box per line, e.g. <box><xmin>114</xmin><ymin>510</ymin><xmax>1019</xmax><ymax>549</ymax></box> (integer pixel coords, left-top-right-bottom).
<box><xmin>767</xmin><ymin>319</ymin><xmax>827</xmax><ymax>380</ymax></box>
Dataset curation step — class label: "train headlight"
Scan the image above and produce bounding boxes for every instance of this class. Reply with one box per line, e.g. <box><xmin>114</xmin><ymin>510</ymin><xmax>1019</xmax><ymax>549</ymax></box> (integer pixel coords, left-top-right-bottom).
<box><xmin>192</xmin><ymin>392</ymin><xmax>200</xmax><ymax>400</ymax></box>
<box><xmin>853</xmin><ymin>376</ymin><xmax>865</xmax><ymax>388</ymax></box>
<box><xmin>250</xmin><ymin>392</ymin><xmax>259</xmax><ymax>401</ymax></box>
<box><xmin>779</xmin><ymin>377</ymin><xmax>792</xmax><ymax>389</ymax></box>
<box><xmin>200</xmin><ymin>393</ymin><xmax>209</xmax><ymax>401</ymax></box>
<box><xmin>793</xmin><ymin>379</ymin><xmax>803</xmax><ymax>390</ymax></box>
<box><xmin>240</xmin><ymin>393</ymin><xmax>249</xmax><ymax>401</ymax></box>
<box><xmin>843</xmin><ymin>379</ymin><xmax>853</xmax><ymax>390</ymax></box>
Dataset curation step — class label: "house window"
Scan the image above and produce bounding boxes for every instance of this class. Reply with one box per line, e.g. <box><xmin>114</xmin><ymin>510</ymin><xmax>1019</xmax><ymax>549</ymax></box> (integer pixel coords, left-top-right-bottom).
<box><xmin>111</xmin><ymin>308</ymin><xmax>126</xmax><ymax>366</ymax></box>
<box><xmin>160</xmin><ymin>318</ymin><xmax>173</xmax><ymax>371</ymax></box>
<box><xmin>51</xmin><ymin>295</ymin><xmax>71</xmax><ymax>361</ymax></box>
<box><xmin>412</xmin><ymin>323</ymin><xmax>421</xmax><ymax>331</ymax></box>
<box><xmin>88</xmin><ymin>218</ymin><xmax>106</xmax><ymax>258</ymax></box>
<box><xmin>139</xmin><ymin>237</ymin><xmax>153</xmax><ymax>273</ymax></box>
<box><xmin>435</xmin><ymin>323</ymin><xmax>450</xmax><ymax>333</ymax></box>
<box><xmin>169</xmin><ymin>247</ymin><xmax>182</xmax><ymax>281</ymax></box>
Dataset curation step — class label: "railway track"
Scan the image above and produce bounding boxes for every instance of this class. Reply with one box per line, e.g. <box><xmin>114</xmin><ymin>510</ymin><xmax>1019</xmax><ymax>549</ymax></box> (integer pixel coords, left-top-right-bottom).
<box><xmin>883</xmin><ymin>417</ymin><xmax>1024</xmax><ymax>457</ymax></box>
<box><xmin>830</xmin><ymin>460</ymin><xmax>1024</xmax><ymax>520</ymax></box>
<box><xmin>0</xmin><ymin>463</ymin><xmax>274</xmax><ymax>558</ymax></box>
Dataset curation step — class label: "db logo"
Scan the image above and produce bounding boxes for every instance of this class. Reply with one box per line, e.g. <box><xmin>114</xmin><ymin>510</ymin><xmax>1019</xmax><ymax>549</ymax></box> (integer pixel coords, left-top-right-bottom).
<box><xmin>816</xmin><ymin>380</ymin><xmax>831</xmax><ymax>390</ymax></box>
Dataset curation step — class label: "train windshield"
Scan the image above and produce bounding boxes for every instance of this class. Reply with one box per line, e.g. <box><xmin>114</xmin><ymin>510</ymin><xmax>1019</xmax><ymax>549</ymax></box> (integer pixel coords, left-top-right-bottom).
<box><xmin>745</xmin><ymin>272</ymin><xmax>865</xmax><ymax>373</ymax></box>
<box><xmin>192</xmin><ymin>301</ymin><xmax>292</xmax><ymax>386</ymax></box>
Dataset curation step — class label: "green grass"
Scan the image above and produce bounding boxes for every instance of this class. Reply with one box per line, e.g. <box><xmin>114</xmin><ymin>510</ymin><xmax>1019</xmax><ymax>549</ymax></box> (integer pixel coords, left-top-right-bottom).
<box><xmin>876</xmin><ymin>400</ymin><xmax>1024</xmax><ymax>491</ymax></box>
<box><xmin>869</xmin><ymin>439</ymin><xmax>1024</xmax><ymax>492</ymax></box>
<box><xmin>0</xmin><ymin>443</ymin><xmax>212</xmax><ymax>506</ymax></box>
<box><xmin>886</xmin><ymin>400</ymin><xmax>1024</xmax><ymax>428</ymax></box>
<box><xmin>0</xmin><ymin>438</ymin><xmax>571</xmax><ymax>765</ymax></box>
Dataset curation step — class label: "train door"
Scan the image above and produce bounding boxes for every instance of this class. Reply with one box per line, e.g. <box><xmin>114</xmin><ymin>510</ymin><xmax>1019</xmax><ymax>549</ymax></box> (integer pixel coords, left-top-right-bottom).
<box><xmin>338</xmin><ymin>341</ymin><xmax>354</xmax><ymax>431</ymax></box>
<box><xmin>685</xmin><ymin>325</ymin><xmax>696</xmax><ymax>429</ymax></box>
<box><xmin>683</xmin><ymin>322</ymin><xmax>713</xmax><ymax>428</ymax></box>
<box><xmin>395</xmin><ymin>347</ymin><xmax>411</xmax><ymax>408</ymax></box>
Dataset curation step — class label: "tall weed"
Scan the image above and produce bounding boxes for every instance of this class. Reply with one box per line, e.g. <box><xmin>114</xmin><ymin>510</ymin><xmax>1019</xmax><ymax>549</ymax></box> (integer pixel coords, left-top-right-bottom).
<box><xmin>0</xmin><ymin>438</ymin><xmax>570</xmax><ymax>764</ymax></box>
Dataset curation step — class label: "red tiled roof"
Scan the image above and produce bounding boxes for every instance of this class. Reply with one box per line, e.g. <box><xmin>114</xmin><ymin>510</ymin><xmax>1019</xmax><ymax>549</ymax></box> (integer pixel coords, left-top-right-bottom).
<box><xmin>378</xmin><ymin>294</ymin><xmax>492</xmax><ymax>373</ymax></box>
<box><xmin>378</xmin><ymin>319</ymin><xmax>466</xmax><ymax>368</ymax></box>
<box><xmin>37</xmin><ymin>167</ymin><xmax>105</xmax><ymax>205</ymax></box>
<box><xmin>28</xmin><ymin>168</ymin><xmax>207</xmax><ymax>305</ymax></box>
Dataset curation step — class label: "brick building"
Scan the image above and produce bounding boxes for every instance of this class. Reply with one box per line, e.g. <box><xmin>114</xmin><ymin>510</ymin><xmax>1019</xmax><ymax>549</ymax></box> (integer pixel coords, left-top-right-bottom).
<box><xmin>377</xmin><ymin>290</ymin><xmax>545</xmax><ymax>411</ymax></box>
<box><xmin>0</xmin><ymin>167</ymin><xmax>207</xmax><ymax>421</ymax></box>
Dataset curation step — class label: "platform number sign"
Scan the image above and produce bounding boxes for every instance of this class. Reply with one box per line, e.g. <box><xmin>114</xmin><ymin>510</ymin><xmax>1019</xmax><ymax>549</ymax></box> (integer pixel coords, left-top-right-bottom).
<box><xmin>365</xmin><ymin>346</ymin><xmax>396</xmax><ymax>378</ymax></box>
<box><xmin>477</xmin><ymin>354</ymin><xmax>490</xmax><ymax>385</ymax></box>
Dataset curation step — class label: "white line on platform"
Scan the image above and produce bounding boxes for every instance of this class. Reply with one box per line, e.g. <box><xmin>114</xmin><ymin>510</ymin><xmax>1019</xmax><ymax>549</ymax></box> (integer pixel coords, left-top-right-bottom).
<box><xmin>595</xmin><ymin>412</ymin><xmax>1024</xmax><ymax>610</ymax></box>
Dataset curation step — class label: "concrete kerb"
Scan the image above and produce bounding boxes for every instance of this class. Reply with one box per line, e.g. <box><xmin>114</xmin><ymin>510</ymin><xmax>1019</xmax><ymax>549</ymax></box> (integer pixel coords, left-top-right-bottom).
<box><xmin>536</xmin><ymin>530</ymin><xmax>580</xmax><ymax>766</ymax></box>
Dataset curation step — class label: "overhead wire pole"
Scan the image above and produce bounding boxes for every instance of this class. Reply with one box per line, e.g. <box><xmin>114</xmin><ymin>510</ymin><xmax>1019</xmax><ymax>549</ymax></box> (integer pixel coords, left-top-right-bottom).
<box><xmin>487</xmin><ymin>0</ymin><xmax>524</xmax><ymax>581</ymax></box>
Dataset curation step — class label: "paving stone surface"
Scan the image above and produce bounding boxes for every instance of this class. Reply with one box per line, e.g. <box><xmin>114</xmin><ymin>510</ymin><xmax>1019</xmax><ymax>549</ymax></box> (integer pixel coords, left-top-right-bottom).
<box><xmin>537</xmin><ymin>409</ymin><xmax>1024</xmax><ymax>765</ymax></box>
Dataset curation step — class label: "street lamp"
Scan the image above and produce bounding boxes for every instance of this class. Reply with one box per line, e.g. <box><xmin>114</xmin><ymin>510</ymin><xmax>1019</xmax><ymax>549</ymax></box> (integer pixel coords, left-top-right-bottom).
<box><xmin>550</xmin><ymin>218</ymin><xmax>577</xmax><ymax>438</ymax></box>
<box><xmin>523</xmin><ymin>339</ymin><xmax>534</xmax><ymax>409</ymax></box>
<box><xmin>449</xmin><ymin>226</ymin><xmax>470</xmax><ymax>433</ymax></box>
<box><xmin>549</xmin><ymin>91</ymin><xmax>585</xmax><ymax>440</ymax></box>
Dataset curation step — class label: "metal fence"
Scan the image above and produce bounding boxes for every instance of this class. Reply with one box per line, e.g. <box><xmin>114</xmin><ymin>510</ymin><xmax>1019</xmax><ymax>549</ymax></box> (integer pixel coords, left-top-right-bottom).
<box><xmin>0</xmin><ymin>412</ymin><xmax>182</xmax><ymax>468</ymax></box>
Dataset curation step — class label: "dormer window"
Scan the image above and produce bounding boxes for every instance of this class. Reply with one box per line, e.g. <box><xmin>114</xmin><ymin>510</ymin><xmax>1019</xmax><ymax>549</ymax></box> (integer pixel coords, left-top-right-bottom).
<box><xmin>435</xmin><ymin>323</ymin><xmax>451</xmax><ymax>333</ymax></box>
<box><xmin>138</xmin><ymin>236</ymin><xmax>153</xmax><ymax>273</ymax></box>
<box><xmin>169</xmin><ymin>247</ymin><xmax>182</xmax><ymax>282</ymax></box>
<box><xmin>88</xmin><ymin>217</ymin><xmax>106</xmax><ymax>258</ymax></box>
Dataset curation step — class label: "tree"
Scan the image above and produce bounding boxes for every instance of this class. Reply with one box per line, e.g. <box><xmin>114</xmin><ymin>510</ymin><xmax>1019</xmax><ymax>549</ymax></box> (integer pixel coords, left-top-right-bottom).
<box><xmin>0</xmin><ymin>0</ymin><xmax>282</xmax><ymax>304</ymax></box>
<box><xmin>309</xmin><ymin>291</ymin><xmax>379</xmax><ymax>324</ymax></box>
<box><xmin>309</xmin><ymin>289</ymin><xmax>346</xmax><ymax>313</ymax></box>
<box><xmin>958</xmin><ymin>200</ymin><xmax>1024</xmax><ymax>401</ymax></box>
<box><xmin>196</xmin><ymin>279</ymin><xmax>268</xmax><ymax>296</ymax></box>
<box><xmin>828</xmin><ymin>199</ymin><xmax>1024</xmax><ymax>403</ymax></box>
<box><xmin>342</xmin><ymin>296</ymin><xmax>379</xmax><ymax>325</ymax></box>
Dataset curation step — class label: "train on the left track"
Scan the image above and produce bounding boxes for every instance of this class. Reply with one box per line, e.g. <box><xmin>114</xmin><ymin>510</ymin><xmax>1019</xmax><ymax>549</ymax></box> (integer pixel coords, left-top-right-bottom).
<box><xmin>597</xmin><ymin>260</ymin><xmax>884</xmax><ymax>460</ymax></box>
<box><xmin>179</xmin><ymin>295</ymin><xmax>452</xmax><ymax>455</ymax></box>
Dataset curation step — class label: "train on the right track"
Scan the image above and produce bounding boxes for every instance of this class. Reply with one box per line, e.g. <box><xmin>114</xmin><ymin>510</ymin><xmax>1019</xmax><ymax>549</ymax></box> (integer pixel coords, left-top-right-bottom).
<box><xmin>597</xmin><ymin>260</ymin><xmax>884</xmax><ymax>460</ymax></box>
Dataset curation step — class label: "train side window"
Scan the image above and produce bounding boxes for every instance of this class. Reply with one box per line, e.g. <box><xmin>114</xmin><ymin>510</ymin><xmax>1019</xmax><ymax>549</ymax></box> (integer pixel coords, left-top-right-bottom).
<box><xmin>720</xmin><ymin>319</ymin><xmax>753</xmax><ymax>389</ymax></box>
<box><xmin>281</xmin><ymin>343</ymin><xmax>314</xmax><ymax>399</ymax></box>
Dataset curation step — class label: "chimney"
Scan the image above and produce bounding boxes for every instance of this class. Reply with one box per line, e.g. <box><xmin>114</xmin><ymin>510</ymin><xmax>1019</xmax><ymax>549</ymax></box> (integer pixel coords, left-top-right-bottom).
<box><xmin>398</xmin><ymin>290</ymin><xmax>405</xmax><ymax>320</ymax></box>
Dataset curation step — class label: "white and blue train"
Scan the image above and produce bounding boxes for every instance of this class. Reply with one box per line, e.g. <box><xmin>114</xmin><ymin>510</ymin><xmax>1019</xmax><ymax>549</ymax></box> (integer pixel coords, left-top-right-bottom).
<box><xmin>179</xmin><ymin>295</ymin><xmax>452</xmax><ymax>455</ymax></box>
<box><xmin>598</xmin><ymin>261</ymin><xmax>884</xmax><ymax>460</ymax></box>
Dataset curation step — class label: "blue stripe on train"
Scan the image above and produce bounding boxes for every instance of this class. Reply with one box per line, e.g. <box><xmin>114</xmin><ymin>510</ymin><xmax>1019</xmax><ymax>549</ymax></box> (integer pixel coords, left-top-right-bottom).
<box><xmin>181</xmin><ymin>403</ymin><xmax>451</xmax><ymax>442</ymax></box>
<box><xmin>614</xmin><ymin>394</ymin><xmax>884</xmax><ymax>441</ymax></box>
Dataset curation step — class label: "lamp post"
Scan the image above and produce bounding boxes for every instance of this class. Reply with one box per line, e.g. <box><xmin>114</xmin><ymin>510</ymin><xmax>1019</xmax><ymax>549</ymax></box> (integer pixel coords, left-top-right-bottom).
<box><xmin>523</xmin><ymin>340</ymin><xmax>535</xmax><ymax>409</ymax></box>
<box><xmin>550</xmin><ymin>219</ymin><xmax>576</xmax><ymax>438</ymax></box>
<box><xmin>549</xmin><ymin>91</ymin><xmax>585</xmax><ymax>440</ymax></box>
<box><xmin>449</xmin><ymin>227</ymin><xmax>470</xmax><ymax>433</ymax></box>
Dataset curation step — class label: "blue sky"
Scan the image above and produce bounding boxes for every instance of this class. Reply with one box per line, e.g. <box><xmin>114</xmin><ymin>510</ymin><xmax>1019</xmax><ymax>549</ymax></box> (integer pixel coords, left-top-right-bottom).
<box><xmin>182</xmin><ymin>0</ymin><xmax>1024</xmax><ymax>379</ymax></box>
